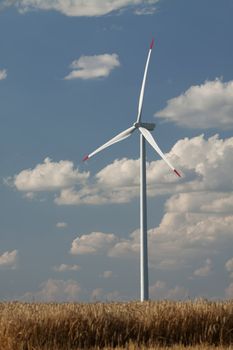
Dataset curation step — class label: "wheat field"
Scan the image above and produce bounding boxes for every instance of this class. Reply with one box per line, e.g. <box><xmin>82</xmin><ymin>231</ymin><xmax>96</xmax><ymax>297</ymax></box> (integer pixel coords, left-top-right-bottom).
<box><xmin>0</xmin><ymin>300</ymin><xmax>233</xmax><ymax>349</ymax></box>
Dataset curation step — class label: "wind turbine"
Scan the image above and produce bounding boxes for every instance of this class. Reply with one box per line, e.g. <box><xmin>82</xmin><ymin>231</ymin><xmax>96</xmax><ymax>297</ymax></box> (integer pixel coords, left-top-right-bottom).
<box><xmin>83</xmin><ymin>39</ymin><xmax>181</xmax><ymax>301</ymax></box>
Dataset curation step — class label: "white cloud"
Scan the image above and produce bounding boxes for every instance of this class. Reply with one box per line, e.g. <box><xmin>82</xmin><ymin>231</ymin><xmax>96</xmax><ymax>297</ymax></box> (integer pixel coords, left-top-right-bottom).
<box><xmin>170</xmin><ymin>134</ymin><xmax>233</xmax><ymax>193</ymax></box>
<box><xmin>0</xmin><ymin>250</ymin><xmax>18</xmax><ymax>269</ymax></box>
<box><xmin>55</xmin><ymin>161</ymin><xmax>142</xmax><ymax>203</ymax></box>
<box><xmin>23</xmin><ymin>192</ymin><xmax>36</xmax><ymax>200</ymax></box>
<box><xmin>54</xmin><ymin>186</ymin><xmax>128</xmax><ymax>206</ymax></box>
<box><xmin>166</xmin><ymin>286</ymin><xmax>189</xmax><ymax>300</ymax></box>
<box><xmin>225</xmin><ymin>258</ymin><xmax>233</xmax><ymax>278</ymax></box>
<box><xmin>71</xmin><ymin>212</ymin><xmax>233</xmax><ymax>296</ymax></box>
<box><xmin>69</xmin><ymin>213</ymin><xmax>231</xmax><ymax>271</ymax></box>
<box><xmin>6</xmin><ymin>0</ymin><xmax>159</xmax><ymax>16</ymax></box>
<box><xmin>64</xmin><ymin>54</ymin><xmax>120</xmax><ymax>80</ymax></box>
<box><xmin>62</xmin><ymin>195</ymin><xmax>233</xmax><ymax>298</ymax></box>
<box><xmin>166</xmin><ymin>192</ymin><xmax>233</xmax><ymax>214</ymax></box>
<box><xmin>91</xmin><ymin>288</ymin><xmax>104</xmax><ymax>300</ymax></box>
<box><xmin>107</xmin><ymin>213</ymin><xmax>233</xmax><ymax>270</ymax></box>
<box><xmin>225</xmin><ymin>258</ymin><xmax>233</xmax><ymax>272</ymax></box>
<box><xmin>10</xmin><ymin>135</ymin><xmax>233</xmax><ymax>209</ymax></box>
<box><xmin>9</xmin><ymin>157</ymin><xmax>89</xmax><ymax>192</ymax></box>
<box><xmin>149</xmin><ymin>281</ymin><xmax>188</xmax><ymax>300</ymax></box>
<box><xmin>91</xmin><ymin>288</ymin><xmax>120</xmax><ymax>301</ymax></box>
<box><xmin>70</xmin><ymin>230</ymin><xmax>139</xmax><ymax>258</ymax></box>
<box><xmin>225</xmin><ymin>283</ymin><xmax>233</xmax><ymax>298</ymax></box>
<box><xmin>49</xmin><ymin>133</ymin><xmax>233</xmax><ymax>299</ymax></box>
<box><xmin>70</xmin><ymin>232</ymin><xmax>118</xmax><ymax>255</ymax></box>
<box><xmin>105</xmin><ymin>290</ymin><xmax>121</xmax><ymax>300</ymax></box>
<box><xmin>53</xmin><ymin>264</ymin><xmax>81</xmax><ymax>272</ymax></box>
<box><xmin>56</xmin><ymin>222</ymin><xmax>68</xmax><ymax>228</ymax></box>
<box><xmin>7</xmin><ymin>133</ymin><xmax>231</xmax><ymax>298</ymax></box>
<box><xmin>156</xmin><ymin>79</ymin><xmax>233</xmax><ymax>129</ymax></box>
<box><xmin>149</xmin><ymin>280</ymin><xmax>166</xmax><ymax>298</ymax></box>
<box><xmin>0</xmin><ymin>69</ymin><xmax>7</xmax><ymax>80</ymax></box>
<box><xmin>151</xmin><ymin>213</ymin><xmax>233</xmax><ymax>269</ymax></box>
<box><xmin>55</xmin><ymin>134</ymin><xmax>233</xmax><ymax>205</ymax></box>
<box><xmin>96</xmin><ymin>158</ymin><xmax>140</xmax><ymax>188</ymax></box>
<box><xmin>134</xmin><ymin>6</ymin><xmax>156</xmax><ymax>15</ymax></box>
<box><xmin>22</xmin><ymin>279</ymin><xmax>82</xmax><ymax>302</ymax></box>
<box><xmin>55</xmin><ymin>152</ymin><xmax>181</xmax><ymax>205</ymax></box>
<box><xmin>108</xmin><ymin>230</ymin><xmax>139</xmax><ymax>258</ymax></box>
<box><xmin>102</xmin><ymin>270</ymin><xmax>113</xmax><ymax>278</ymax></box>
<box><xmin>193</xmin><ymin>259</ymin><xmax>212</xmax><ymax>277</ymax></box>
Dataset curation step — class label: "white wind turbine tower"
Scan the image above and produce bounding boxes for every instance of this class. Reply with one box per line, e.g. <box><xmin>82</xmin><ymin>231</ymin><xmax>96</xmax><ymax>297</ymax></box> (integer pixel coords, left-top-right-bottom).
<box><xmin>83</xmin><ymin>39</ymin><xmax>181</xmax><ymax>301</ymax></box>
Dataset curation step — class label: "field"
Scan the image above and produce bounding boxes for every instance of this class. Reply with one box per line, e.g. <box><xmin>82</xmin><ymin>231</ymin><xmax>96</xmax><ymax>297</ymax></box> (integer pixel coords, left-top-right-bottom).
<box><xmin>0</xmin><ymin>300</ymin><xmax>233</xmax><ymax>350</ymax></box>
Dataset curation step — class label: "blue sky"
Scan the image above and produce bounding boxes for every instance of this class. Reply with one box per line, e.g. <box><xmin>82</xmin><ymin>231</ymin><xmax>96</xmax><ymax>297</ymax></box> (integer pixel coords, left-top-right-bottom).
<box><xmin>1</xmin><ymin>0</ymin><xmax>233</xmax><ymax>301</ymax></box>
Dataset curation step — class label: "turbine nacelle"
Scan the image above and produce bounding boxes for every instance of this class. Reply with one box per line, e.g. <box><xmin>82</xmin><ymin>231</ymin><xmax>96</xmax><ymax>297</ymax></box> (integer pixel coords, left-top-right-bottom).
<box><xmin>134</xmin><ymin>122</ymin><xmax>155</xmax><ymax>131</ymax></box>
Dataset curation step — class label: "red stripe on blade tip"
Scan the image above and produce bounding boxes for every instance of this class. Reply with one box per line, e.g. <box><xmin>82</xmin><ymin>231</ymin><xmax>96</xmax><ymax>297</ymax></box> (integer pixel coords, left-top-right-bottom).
<box><xmin>174</xmin><ymin>169</ymin><xmax>181</xmax><ymax>177</ymax></box>
<box><xmin>150</xmin><ymin>38</ymin><xmax>154</xmax><ymax>49</ymax></box>
<box><xmin>83</xmin><ymin>155</ymin><xmax>89</xmax><ymax>161</ymax></box>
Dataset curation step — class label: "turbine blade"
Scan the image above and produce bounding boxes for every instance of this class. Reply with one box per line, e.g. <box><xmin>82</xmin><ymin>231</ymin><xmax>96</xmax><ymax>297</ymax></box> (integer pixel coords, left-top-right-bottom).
<box><xmin>139</xmin><ymin>127</ymin><xmax>181</xmax><ymax>177</ymax></box>
<box><xmin>136</xmin><ymin>38</ymin><xmax>154</xmax><ymax>123</ymax></box>
<box><xmin>83</xmin><ymin>126</ymin><xmax>136</xmax><ymax>161</ymax></box>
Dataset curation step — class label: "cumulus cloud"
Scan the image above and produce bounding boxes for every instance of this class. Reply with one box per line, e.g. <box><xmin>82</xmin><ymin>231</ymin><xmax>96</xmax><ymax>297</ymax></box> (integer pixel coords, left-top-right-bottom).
<box><xmin>0</xmin><ymin>250</ymin><xmax>18</xmax><ymax>269</ymax></box>
<box><xmin>56</xmin><ymin>155</ymin><xmax>143</xmax><ymax>205</ymax></box>
<box><xmin>166</xmin><ymin>286</ymin><xmax>189</xmax><ymax>300</ymax></box>
<box><xmin>171</xmin><ymin>134</ymin><xmax>233</xmax><ymax>192</ymax></box>
<box><xmin>7</xmin><ymin>134</ymin><xmax>233</xmax><ymax>298</ymax></box>
<box><xmin>193</xmin><ymin>259</ymin><xmax>212</xmax><ymax>277</ymax></box>
<box><xmin>225</xmin><ymin>283</ymin><xmax>233</xmax><ymax>298</ymax></box>
<box><xmin>96</xmin><ymin>158</ymin><xmax>140</xmax><ymax>188</ymax></box>
<box><xmin>22</xmin><ymin>279</ymin><xmax>82</xmax><ymax>302</ymax></box>
<box><xmin>70</xmin><ymin>232</ymin><xmax>118</xmax><ymax>255</ymax></box>
<box><xmin>151</xmin><ymin>213</ymin><xmax>233</xmax><ymax>270</ymax></box>
<box><xmin>64</xmin><ymin>54</ymin><xmax>120</xmax><ymax>80</ymax></box>
<box><xmin>8</xmin><ymin>157</ymin><xmax>89</xmax><ymax>192</ymax></box>
<box><xmin>10</xmin><ymin>134</ymin><xmax>233</xmax><ymax>208</ymax></box>
<box><xmin>91</xmin><ymin>288</ymin><xmax>120</xmax><ymax>301</ymax></box>
<box><xmin>106</xmin><ymin>213</ymin><xmax>233</xmax><ymax>271</ymax></box>
<box><xmin>225</xmin><ymin>258</ymin><xmax>233</xmax><ymax>278</ymax></box>
<box><xmin>54</xmin><ymin>185</ymin><xmax>128</xmax><ymax>206</ymax></box>
<box><xmin>56</xmin><ymin>222</ymin><xmax>68</xmax><ymax>228</ymax></box>
<box><xmin>149</xmin><ymin>281</ymin><xmax>189</xmax><ymax>300</ymax></box>
<box><xmin>166</xmin><ymin>192</ymin><xmax>233</xmax><ymax>214</ymax></box>
<box><xmin>91</xmin><ymin>288</ymin><xmax>104</xmax><ymax>300</ymax></box>
<box><xmin>108</xmin><ymin>230</ymin><xmax>139</xmax><ymax>258</ymax></box>
<box><xmin>0</xmin><ymin>69</ymin><xmax>7</xmax><ymax>80</ymax></box>
<box><xmin>4</xmin><ymin>0</ymin><xmax>159</xmax><ymax>16</ymax></box>
<box><xmin>102</xmin><ymin>270</ymin><xmax>113</xmax><ymax>278</ymax></box>
<box><xmin>55</xmin><ymin>151</ymin><xmax>181</xmax><ymax>205</ymax></box>
<box><xmin>53</xmin><ymin>264</ymin><xmax>81</xmax><ymax>272</ymax></box>
<box><xmin>68</xmin><ymin>210</ymin><xmax>233</xmax><ymax>298</ymax></box>
<box><xmin>134</xmin><ymin>6</ymin><xmax>156</xmax><ymax>15</ymax></box>
<box><xmin>156</xmin><ymin>79</ymin><xmax>233</xmax><ymax>129</ymax></box>
<box><xmin>149</xmin><ymin>280</ymin><xmax>166</xmax><ymax>299</ymax></box>
<box><xmin>55</xmin><ymin>182</ymin><xmax>138</xmax><ymax>205</ymax></box>
<box><xmin>225</xmin><ymin>258</ymin><xmax>233</xmax><ymax>272</ymax></box>
<box><xmin>68</xmin><ymin>213</ymin><xmax>232</xmax><ymax>270</ymax></box>
<box><xmin>55</xmin><ymin>134</ymin><xmax>233</xmax><ymax>205</ymax></box>
<box><xmin>70</xmin><ymin>230</ymin><xmax>140</xmax><ymax>258</ymax></box>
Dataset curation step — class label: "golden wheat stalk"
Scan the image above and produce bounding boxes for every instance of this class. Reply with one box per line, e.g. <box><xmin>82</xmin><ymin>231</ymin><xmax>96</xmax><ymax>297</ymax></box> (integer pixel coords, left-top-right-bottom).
<box><xmin>0</xmin><ymin>300</ymin><xmax>233</xmax><ymax>350</ymax></box>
